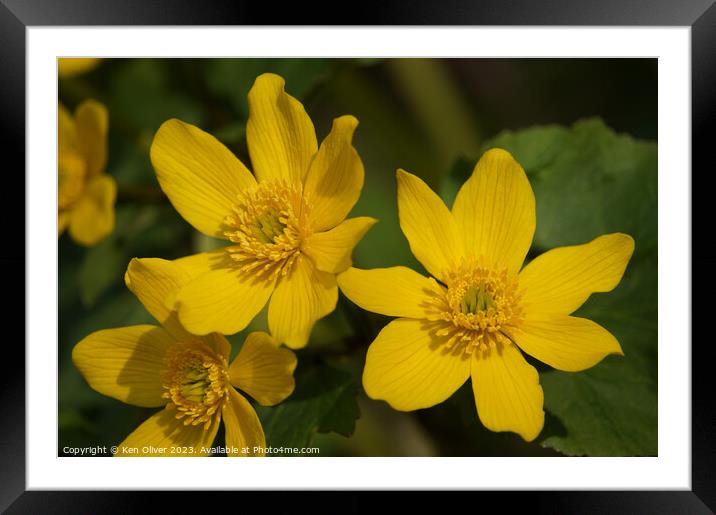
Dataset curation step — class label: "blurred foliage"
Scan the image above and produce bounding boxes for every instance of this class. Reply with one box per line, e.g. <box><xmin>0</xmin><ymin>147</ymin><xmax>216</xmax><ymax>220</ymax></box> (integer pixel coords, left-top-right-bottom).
<box><xmin>59</xmin><ymin>58</ymin><xmax>657</xmax><ymax>457</ymax></box>
<box><xmin>255</xmin><ymin>358</ymin><xmax>360</xmax><ymax>451</ymax></box>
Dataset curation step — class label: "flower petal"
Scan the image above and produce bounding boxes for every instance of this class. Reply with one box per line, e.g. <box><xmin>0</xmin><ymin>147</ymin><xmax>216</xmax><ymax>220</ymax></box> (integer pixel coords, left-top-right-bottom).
<box><xmin>452</xmin><ymin>148</ymin><xmax>535</xmax><ymax>274</ymax></box>
<box><xmin>302</xmin><ymin>217</ymin><xmax>377</xmax><ymax>274</ymax></box>
<box><xmin>222</xmin><ymin>388</ymin><xmax>266</xmax><ymax>456</ymax></box>
<box><xmin>74</xmin><ymin>99</ymin><xmax>108</xmax><ymax>175</ymax></box>
<box><xmin>246</xmin><ymin>73</ymin><xmax>317</xmax><ymax>184</ymax></box>
<box><xmin>172</xmin><ymin>248</ymin><xmax>227</xmax><ymax>280</ymax></box>
<box><xmin>229</xmin><ymin>332</ymin><xmax>297</xmax><ymax>406</ymax></box>
<box><xmin>58</xmin><ymin>149</ymin><xmax>87</xmax><ymax>210</ymax></box>
<box><xmin>505</xmin><ymin>315</ymin><xmax>623</xmax><ymax>372</ymax></box>
<box><xmin>58</xmin><ymin>211</ymin><xmax>70</xmax><ymax>235</ymax></box>
<box><xmin>396</xmin><ymin>169</ymin><xmax>463</xmax><ymax>281</ymax></box>
<box><xmin>206</xmin><ymin>333</ymin><xmax>232</xmax><ymax>361</ymax></box>
<box><xmin>151</xmin><ymin>119</ymin><xmax>257</xmax><ymax>238</ymax></box>
<box><xmin>337</xmin><ymin>266</ymin><xmax>441</xmax><ymax>319</ymax></box>
<box><xmin>124</xmin><ymin>258</ymin><xmax>194</xmax><ymax>341</ymax></box>
<box><xmin>471</xmin><ymin>342</ymin><xmax>544</xmax><ymax>442</ymax></box>
<box><xmin>363</xmin><ymin>318</ymin><xmax>471</xmax><ymax>411</ymax></box>
<box><xmin>519</xmin><ymin>233</ymin><xmax>635</xmax><ymax>316</ymax></box>
<box><xmin>68</xmin><ymin>174</ymin><xmax>116</xmax><ymax>246</ymax></box>
<box><xmin>58</xmin><ymin>58</ymin><xmax>100</xmax><ymax>78</ymax></box>
<box><xmin>114</xmin><ymin>406</ymin><xmax>220</xmax><ymax>457</ymax></box>
<box><xmin>72</xmin><ymin>325</ymin><xmax>174</xmax><ymax>408</ymax></box>
<box><xmin>176</xmin><ymin>264</ymin><xmax>275</xmax><ymax>336</ymax></box>
<box><xmin>303</xmin><ymin>115</ymin><xmax>364</xmax><ymax>230</ymax></box>
<box><xmin>268</xmin><ymin>254</ymin><xmax>338</xmax><ymax>349</ymax></box>
<box><xmin>58</xmin><ymin>103</ymin><xmax>77</xmax><ymax>152</ymax></box>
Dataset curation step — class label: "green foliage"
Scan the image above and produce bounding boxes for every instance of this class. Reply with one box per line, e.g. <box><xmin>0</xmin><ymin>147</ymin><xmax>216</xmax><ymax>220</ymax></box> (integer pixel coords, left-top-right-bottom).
<box><xmin>487</xmin><ymin>119</ymin><xmax>658</xmax><ymax>256</ymax></box>
<box><xmin>109</xmin><ymin>59</ymin><xmax>205</xmax><ymax>134</ymax></box>
<box><xmin>206</xmin><ymin>58</ymin><xmax>333</xmax><ymax>118</ymax></box>
<box><xmin>444</xmin><ymin>118</ymin><xmax>658</xmax><ymax>456</ymax></box>
<box><xmin>255</xmin><ymin>360</ymin><xmax>361</xmax><ymax>452</ymax></box>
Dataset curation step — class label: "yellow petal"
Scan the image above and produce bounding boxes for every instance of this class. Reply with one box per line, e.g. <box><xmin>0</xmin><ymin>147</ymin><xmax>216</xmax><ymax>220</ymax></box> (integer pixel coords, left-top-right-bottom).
<box><xmin>150</xmin><ymin>119</ymin><xmax>257</xmax><ymax>238</ymax></box>
<box><xmin>68</xmin><ymin>174</ymin><xmax>116</xmax><ymax>246</ymax></box>
<box><xmin>452</xmin><ymin>148</ymin><xmax>536</xmax><ymax>274</ymax></box>
<box><xmin>302</xmin><ymin>217</ymin><xmax>377</xmax><ymax>274</ymax></box>
<box><xmin>176</xmin><ymin>265</ymin><xmax>275</xmax><ymax>336</ymax></box>
<box><xmin>114</xmin><ymin>407</ymin><xmax>220</xmax><ymax>457</ymax></box>
<box><xmin>58</xmin><ymin>149</ymin><xmax>87</xmax><ymax>210</ymax></box>
<box><xmin>363</xmin><ymin>318</ymin><xmax>471</xmax><ymax>411</ymax></box>
<box><xmin>58</xmin><ymin>211</ymin><xmax>70</xmax><ymax>236</ymax></box>
<box><xmin>58</xmin><ymin>58</ymin><xmax>101</xmax><ymax>78</ymax></box>
<box><xmin>246</xmin><ymin>73</ymin><xmax>317</xmax><ymax>184</ymax></box>
<box><xmin>505</xmin><ymin>315</ymin><xmax>623</xmax><ymax>372</ymax></box>
<box><xmin>303</xmin><ymin>115</ymin><xmax>364</xmax><ymax>230</ymax></box>
<box><xmin>172</xmin><ymin>248</ymin><xmax>228</xmax><ymax>281</ymax></box>
<box><xmin>268</xmin><ymin>254</ymin><xmax>338</xmax><ymax>349</ymax></box>
<box><xmin>72</xmin><ymin>325</ymin><xmax>174</xmax><ymax>408</ymax></box>
<box><xmin>206</xmin><ymin>333</ymin><xmax>232</xmax><ymax>361</ymax></box>
<box><xmin>74</xmin><ymin>99</ymin><xmax>108</xmax><ymax>176</ymax></box>
<box><xmin>519</xmin><ymin>233</ymin><xmax>635</xmax><ymax>316</ymax></box>
<box><xmin>396</xmin><ymin>169</ymin><xmax>463</xmax><ymax>281</ymax></box>
<box><xmin>229</xmin><ymin>332</ymin><xmax>297</xmax><ymax>406</ymax></box>
<box><xmin>151</xmin><ymin>251</ymin><xmax>235</xmax><ymax>357</ymax></box>
<box><xmin>337</xmin><ymin>266</ymin><xmax>441</xmax><ymax>319</ymax></box>
<box><xmin>124</xmin><ymin>258</ymin><xmax>194</xmax><ymax>341</ymax></box>
<box><xmin>471</xmin><ymin>342</ymin><xmax>544</xmax><ymax>442</ymax></box>
<box><xmin>222</xmin><ymin>388</ymin><xmax>266</xmax><ymax>456</ymax></box>
<box><xmin>58</xmin><ymin>103</ymin><xmax>77</xmax><ymax>152</ymax></box>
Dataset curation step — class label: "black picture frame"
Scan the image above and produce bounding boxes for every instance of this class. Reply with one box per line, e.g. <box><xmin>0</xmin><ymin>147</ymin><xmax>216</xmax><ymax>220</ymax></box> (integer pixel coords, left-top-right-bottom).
<box><xmin>3</xmin><ymin>0</ymin><xmax>709</xmax><ymax>512</ymax></box>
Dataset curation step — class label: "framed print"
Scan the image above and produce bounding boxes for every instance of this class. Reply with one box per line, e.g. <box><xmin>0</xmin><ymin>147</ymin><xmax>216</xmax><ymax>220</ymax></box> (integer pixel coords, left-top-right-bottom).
<box><xmin>2</xmin><ymin>0</ymin><xmax>709</xmax><ymax>511</ymax></box>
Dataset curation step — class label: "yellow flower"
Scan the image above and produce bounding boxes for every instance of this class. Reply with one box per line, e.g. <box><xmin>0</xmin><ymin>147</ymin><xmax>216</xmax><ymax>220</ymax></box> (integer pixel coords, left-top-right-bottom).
<box><xmin>337</xmin><ymin>149</ymin><xmax>634</xmax><ymax>441</ymax></box>
<box><xmin>58</xmin><ymin>100</ymin><xmax>116</xmax><ymax>246</ymax></box>
<box><xmin>73</xmin><ymin>258</ymin><xmax>297</xmax><ymax>456</ymax></box>
<box><xmin>58</xmin><ymin>58</ymin><xmax>101</xmax><ymax>78</ymax></box>
<box><xmin>150</xmin><ymin>73</ymin><xmax>375</xmax><ymax>348</ymax></box>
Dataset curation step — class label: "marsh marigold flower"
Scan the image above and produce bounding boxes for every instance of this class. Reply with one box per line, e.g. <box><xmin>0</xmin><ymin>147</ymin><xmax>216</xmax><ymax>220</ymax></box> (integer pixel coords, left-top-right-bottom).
<box><xmin>58</xmin><ymin>58</ymin><xmax>101</xmax><ymax>78</ymax></box>
<box><xmin>150</xmin><ymin>73</ymin><xmax>375</xmax><ymax>348</ymax></box>
<box><xmin>73</xmin><ymin>258</ymin><xmax>297</xmax><ymax>456</ymax></box>
<box><xmin>58</xmin><ymin>100</ymin><xmax>116</xmax><ymax>246</ymax></box>
<box><xmin>337</xmin><ymin>149</ymin><xmax>634</xmax><ymax>441</ymax></box>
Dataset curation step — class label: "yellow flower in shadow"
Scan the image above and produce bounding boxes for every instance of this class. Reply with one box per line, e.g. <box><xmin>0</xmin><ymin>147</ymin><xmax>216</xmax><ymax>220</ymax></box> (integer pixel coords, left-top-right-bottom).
<box><xmin>150</xmin><ymin>73</ymin><xmax>375</xmax><ymax>348</ymax></box>
<box><xmin>58</xmin><ymin>58</ymin><xmax>101</xmax><ymax>78</ymax></box>
<box><xmin>73</xmin><ymin>258</ymin><xmax>297</xmax><ymax>456</ymax></box>
<box><xmin>338</xmin><ymin>149</ymin><xmax>635</xmax><ymax>442</ymax></box>
<box><xmin>58</xmin><ymin>100</ymin><xmax>116</xmax><ymax>246</ymax></box>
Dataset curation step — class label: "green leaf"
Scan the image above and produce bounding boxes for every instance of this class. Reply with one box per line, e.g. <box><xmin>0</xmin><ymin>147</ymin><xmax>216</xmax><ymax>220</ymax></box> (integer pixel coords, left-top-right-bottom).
<box><xmin>487</xmin><ymin>118</ymin><xmax>657</xmax><ymax>256</ymax></box>
<box><xmin>444</xmin><ymin>118</ymin><xmax>658</xmax><ymax>456</ymax></box>
<box><xmin>255</xmin><ymin>361</ymin><xmax>360</xmax><ymax>452</ymax></box>
<box><xmin>540</xmin><ymin>252</ymin><xmax>657</xmax><ymax>456</ymax></box>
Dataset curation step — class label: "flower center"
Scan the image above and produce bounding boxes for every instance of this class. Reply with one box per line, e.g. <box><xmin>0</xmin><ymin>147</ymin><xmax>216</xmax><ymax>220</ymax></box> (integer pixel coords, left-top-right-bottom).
<box><xmin>58</xmin><ymin>150</ymin><xmax>87</xmax><ymax>210</ymax></box>
<box><xmin>251</xmin><ymin>207</ymin><xmax>287</xmax><ymax>244</ymax></box>
<box><xmin>428</xmin><ymin>258</ymin><xmax>523</xmax><ymax>355</ymax></box>
<box><xmin>460</xmin><ymin>284</ymin><xmax>496</xmax><ymax>314</ymax></box>
<box><xmin>161</xmin><ymin>340</ymin><xmax>229</xmax><ymax>429</ymax></box>
<box><xmin>223</xmin><ymin>180</ymin><xmax>311</xmax><ymax>281</ymax></box>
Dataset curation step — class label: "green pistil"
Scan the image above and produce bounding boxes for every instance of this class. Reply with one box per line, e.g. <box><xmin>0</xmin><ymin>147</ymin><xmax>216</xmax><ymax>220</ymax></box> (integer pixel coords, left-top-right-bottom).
<box><xmin>461</xmin><ymin>284</ymin><xmax>495</xmax><ymax>314</ymax></box>
<box><xmin>251</xmin><ymin>208</ymin><xmax>286</xmax><ymax>243</ymax></box>
<box><xmin>181</xmin><ymin>368</ymin><xmax>209</xmax><ymax>403</ymax></box>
